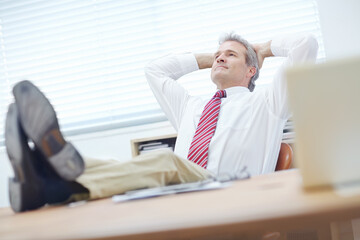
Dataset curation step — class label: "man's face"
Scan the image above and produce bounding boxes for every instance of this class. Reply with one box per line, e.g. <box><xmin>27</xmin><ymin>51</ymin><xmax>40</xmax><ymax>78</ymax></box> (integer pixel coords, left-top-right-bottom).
<box><xmin>211</xmin><ymin>41</ymin><xmax>253</xmax><ymax>90</ymax></box>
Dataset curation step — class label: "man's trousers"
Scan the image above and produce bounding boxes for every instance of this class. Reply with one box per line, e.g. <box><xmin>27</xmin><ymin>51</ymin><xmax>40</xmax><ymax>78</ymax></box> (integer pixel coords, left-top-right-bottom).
<box><xmin>76</xmin><ymin>149</ymin><xmax>213</xmax><ymax>199</ymax></box>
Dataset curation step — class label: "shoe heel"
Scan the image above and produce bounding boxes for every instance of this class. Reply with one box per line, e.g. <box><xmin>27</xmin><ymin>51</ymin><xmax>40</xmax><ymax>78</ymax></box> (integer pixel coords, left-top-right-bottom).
<box><xmin>48</xmin><ymin>142</ymin><xmax>84</xmax><ymax>181</ymax></box>
<box><xmin>9</xmin><ymin>178</ymin><xmax>45</xmax><ymax>212</ymax></box>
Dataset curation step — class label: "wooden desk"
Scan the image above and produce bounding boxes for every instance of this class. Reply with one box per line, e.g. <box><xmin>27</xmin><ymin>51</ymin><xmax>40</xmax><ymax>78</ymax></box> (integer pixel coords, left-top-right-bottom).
<box><xmin>1</xmin><ymin>170</ymin><xmax>360</xmax><ymax>240</ymax></box>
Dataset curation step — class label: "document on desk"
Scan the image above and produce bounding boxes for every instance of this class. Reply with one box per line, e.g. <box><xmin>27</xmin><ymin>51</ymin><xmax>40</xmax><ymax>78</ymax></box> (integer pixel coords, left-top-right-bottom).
<box><xmin>112</xmin><ymin>179</ymin><xmax>232</xmax><ymax>203</ymax></box>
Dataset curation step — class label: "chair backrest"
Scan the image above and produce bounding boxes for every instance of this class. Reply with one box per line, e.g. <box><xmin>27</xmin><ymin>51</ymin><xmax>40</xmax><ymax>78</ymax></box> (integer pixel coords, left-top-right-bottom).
<box><xmin>275</xmin><ymin>143</ymin><xmax>293</xmax><ymax>171</ymax></box>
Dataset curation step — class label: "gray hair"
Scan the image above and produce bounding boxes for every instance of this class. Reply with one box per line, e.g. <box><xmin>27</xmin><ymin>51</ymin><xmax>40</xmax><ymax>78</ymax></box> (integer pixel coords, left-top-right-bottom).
<box><xmin>219</xmin><ymin>32</ymin><xmax>259</xmax><ymax>92</ymax></box>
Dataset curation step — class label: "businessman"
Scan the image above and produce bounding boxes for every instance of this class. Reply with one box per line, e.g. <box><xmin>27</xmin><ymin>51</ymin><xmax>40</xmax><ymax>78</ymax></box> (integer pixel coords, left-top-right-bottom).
<box><xmin>5</xmin><ymin>32</ymin><xmax>318</xmax><ymax>212</ymax></box>
<box><xmin>145</xmin><ymin>32</ymin><xmax>318</xmax><ymax>176</ymax></box>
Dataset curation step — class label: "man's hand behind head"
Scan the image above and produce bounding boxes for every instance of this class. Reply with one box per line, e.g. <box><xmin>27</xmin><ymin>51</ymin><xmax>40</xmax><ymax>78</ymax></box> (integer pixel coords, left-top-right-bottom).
<box><xmin>252</xmin><ymin>40</ymin><xmax>273</xmax><ymax>69</ymax></box>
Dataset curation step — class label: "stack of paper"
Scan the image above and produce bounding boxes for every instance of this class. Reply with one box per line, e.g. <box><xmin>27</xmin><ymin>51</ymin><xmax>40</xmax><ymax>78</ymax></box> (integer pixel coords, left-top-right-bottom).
<box><xmin>138</xmin><ymin>141</ymin><xmax>174</xmax><ymax>155</ymax></box>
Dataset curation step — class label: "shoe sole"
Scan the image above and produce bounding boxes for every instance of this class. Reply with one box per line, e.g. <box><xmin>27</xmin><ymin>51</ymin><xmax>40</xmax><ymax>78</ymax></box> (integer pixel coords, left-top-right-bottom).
<box><xmin>5</xmin><ymin>103</ymin><xmax>45</xmax><ymax>212</ymax></box>
<box><xmin>13</xmin><ymin>80</ymin><xmax>84</xmax><ymax>181</ymax></box>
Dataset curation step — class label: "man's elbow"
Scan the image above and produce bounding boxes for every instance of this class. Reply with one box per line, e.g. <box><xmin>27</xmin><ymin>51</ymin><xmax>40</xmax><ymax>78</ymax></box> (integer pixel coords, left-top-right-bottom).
<box><xmin>144</xmin><ymin>61</ymin><xmax>157</xmax><ymax>77</ymax></box>
<box><xmin>144</xmin><ymin>59</ymin><xmax>165</xmax><ymax>83</ymax></box>
<box><xmin>295</xmin><ymin>34</ymin><xmax>319</xmax><ymax>62</ymax></box>
<box><xmin>145</xmin><ymin>54</ymin><xmax>181</xmax><ymax>80</ymax></box>
<box><xmin>303</xmin><ymin>34</ymin><xmax>319</xmax><ymax>54</ymax></box>
<box><xmin>144</xmin><ymin>54</ymin><xmax>171</xmax><ymax>77</ymax></box>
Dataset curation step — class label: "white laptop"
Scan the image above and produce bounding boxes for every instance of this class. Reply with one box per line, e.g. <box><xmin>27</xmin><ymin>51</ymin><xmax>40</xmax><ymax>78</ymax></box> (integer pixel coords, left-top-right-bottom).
<box><xmin>286</xmin><ymin>56</ymin><xmax>360</xmax><ymax>189</ymax></box>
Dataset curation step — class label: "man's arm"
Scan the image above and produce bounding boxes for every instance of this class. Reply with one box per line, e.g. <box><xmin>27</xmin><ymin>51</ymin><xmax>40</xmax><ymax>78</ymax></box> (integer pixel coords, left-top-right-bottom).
<box><xmin>258</xmin><ymin>34</ymin><xmax>319</xmax><ymax>119</ymax></box>
<box><xmin>252</xmin><ymin>41</ymin><xmax>274</xmax><ymax>69</ymax></box>
<box><xmin>144</xmin><ymin>54</ymin><xmax>200</xmax><ymax>130</ymax></box>
<box><xmin>194</xmin><ymin>53</ymin><xmax>213</xmax><ymax>69</ymax></box>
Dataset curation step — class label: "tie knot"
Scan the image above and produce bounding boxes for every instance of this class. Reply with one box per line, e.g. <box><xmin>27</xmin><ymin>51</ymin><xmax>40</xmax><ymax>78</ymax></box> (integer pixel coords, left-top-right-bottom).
<box><xmin>215</xmin><ymin>90</ymin><xmax>226</xmax><ymax>99</ymax></box>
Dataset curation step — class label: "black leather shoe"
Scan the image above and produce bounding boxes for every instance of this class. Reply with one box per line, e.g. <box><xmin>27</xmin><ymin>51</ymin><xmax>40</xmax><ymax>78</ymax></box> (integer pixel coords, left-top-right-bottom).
<box><xmin>13</xmin><ymin>80</ymin><xmax>84</xmax><ymax>181</ymax></box>
<box><xmin>5</xmin><ymin>103</ymin><xmax>89</xmax><ymax>212</ymax></box>
<box><xmin>6</xmin><ymin>103</ymin><xmax>46</xmax><ymax>212</ymax></box>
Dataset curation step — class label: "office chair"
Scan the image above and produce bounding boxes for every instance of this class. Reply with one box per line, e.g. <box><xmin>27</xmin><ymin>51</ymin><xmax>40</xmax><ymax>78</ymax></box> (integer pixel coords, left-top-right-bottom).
<box><xmin>262</xmin><ymin>143</ymin><xmax>294</xmax><ymax>240</ymax></box>
<box><xmin>275</xmin><ymin>143</ymin><xmax>293</xmax><ymax>171</ymax></box>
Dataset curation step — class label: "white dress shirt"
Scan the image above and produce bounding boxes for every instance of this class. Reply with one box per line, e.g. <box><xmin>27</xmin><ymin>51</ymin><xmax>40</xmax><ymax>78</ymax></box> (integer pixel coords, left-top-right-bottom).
<box><xmin>145</xmin><ymin>34</ymin><xmax>318</xmax><ymax>177</ymax></box>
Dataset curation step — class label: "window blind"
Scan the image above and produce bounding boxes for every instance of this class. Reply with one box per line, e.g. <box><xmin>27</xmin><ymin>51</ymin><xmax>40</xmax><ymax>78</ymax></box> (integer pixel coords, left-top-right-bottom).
<box><xmin>0</xmin><ymin>0</ymin><xmax>325</xmax><ymax>147</ymax></box>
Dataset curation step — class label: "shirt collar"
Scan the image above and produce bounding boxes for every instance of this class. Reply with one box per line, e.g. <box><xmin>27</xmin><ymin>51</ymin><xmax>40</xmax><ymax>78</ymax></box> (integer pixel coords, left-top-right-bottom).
<box><xmin>222</xmin><ymin>86</ymin><xmax>250</xmax><ymax>96</ymax></box>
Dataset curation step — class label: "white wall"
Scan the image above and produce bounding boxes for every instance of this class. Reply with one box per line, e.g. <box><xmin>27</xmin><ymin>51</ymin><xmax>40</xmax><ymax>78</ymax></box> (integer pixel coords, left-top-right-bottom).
<box><xmin>316</xmin><ymin>0</ymin><xmax>360</xmax><ymax>59</ymax></box>
<box><xmin>0</xmin><ymin>121</ymin><xmax>175</xmax><ymax>208</ymax></box>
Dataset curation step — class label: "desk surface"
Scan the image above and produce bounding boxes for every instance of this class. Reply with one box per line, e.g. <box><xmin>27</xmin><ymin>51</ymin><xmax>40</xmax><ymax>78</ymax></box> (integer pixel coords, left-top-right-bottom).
<box><xmin>1</xmin><ymin>170</ymin><xmax>360</xmax><ymax>240</ymax></box>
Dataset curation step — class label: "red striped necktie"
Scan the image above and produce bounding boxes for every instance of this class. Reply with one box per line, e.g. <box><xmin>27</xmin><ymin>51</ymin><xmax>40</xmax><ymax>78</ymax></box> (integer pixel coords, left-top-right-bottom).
<box><xmin>187</xmin><ymin>90</ymin><xmax>227</xmax><ymax>168</ymax></box>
